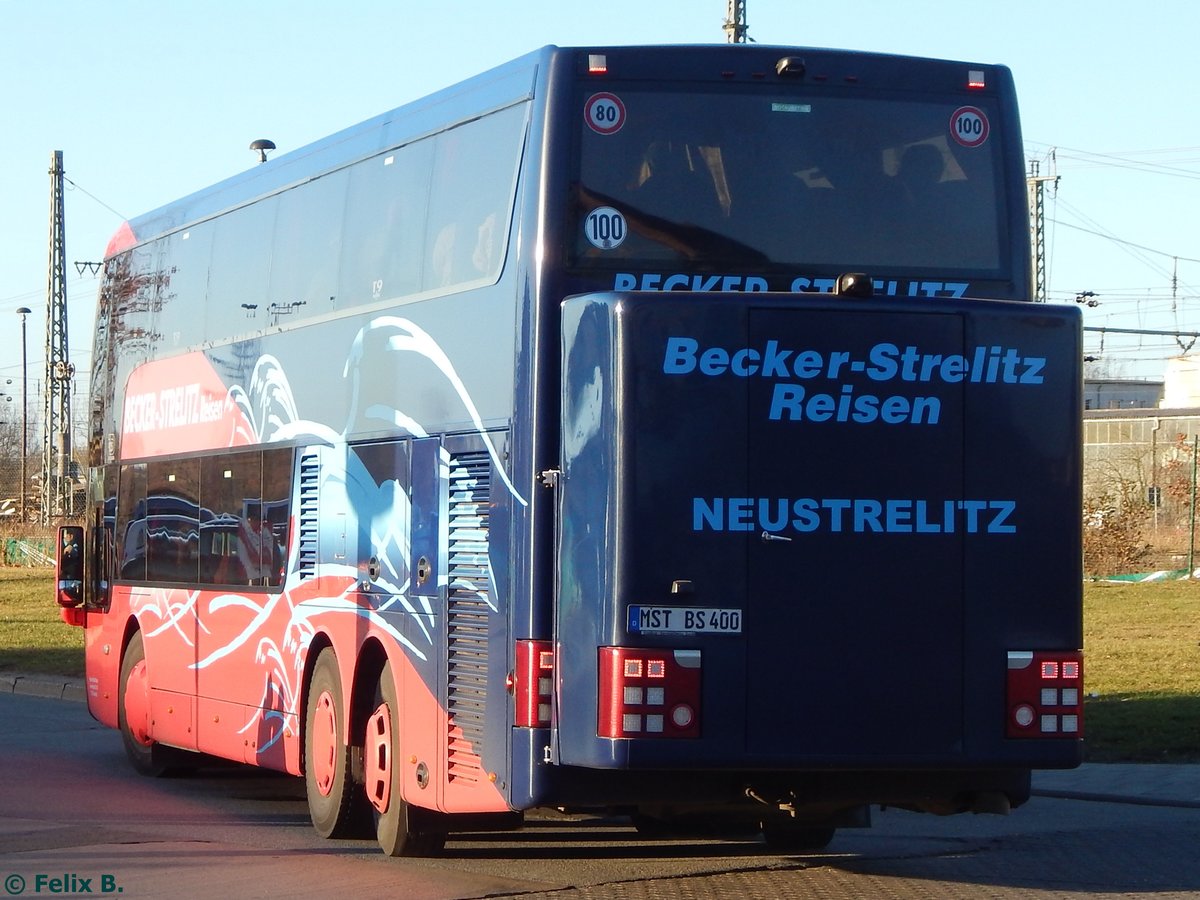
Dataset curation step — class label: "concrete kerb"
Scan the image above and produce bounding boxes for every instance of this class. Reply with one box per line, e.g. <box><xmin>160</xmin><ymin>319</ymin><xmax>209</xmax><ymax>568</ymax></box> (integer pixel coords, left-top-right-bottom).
<box><xmin>1</xmin><ymin>671</ymin><xmax>86</xmax><ymax>703</ymax></box>
<box><xmin>1033</xmin><ymin>763</ymin><xmax>1200</xmax><ymax>809</ymax></box>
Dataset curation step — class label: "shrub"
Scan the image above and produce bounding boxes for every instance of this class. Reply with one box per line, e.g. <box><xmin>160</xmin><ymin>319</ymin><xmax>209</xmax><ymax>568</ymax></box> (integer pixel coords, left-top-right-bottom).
<box><xmin>1083</xmin><ymin>493</ymin><xmax>1151</xmax><ymax>577</ymax></box>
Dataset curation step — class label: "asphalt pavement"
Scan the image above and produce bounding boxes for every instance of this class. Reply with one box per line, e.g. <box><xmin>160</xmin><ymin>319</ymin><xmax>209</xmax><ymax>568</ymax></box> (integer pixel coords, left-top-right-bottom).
<box><xmin>4</xmin><ymin>670</ymin><xmax>1198</xmax><ymax>810</ymax></box>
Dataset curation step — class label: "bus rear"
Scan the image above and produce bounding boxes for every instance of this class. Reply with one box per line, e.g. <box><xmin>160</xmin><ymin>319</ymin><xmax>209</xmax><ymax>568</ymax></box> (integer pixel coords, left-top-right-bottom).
<box><xmin>549</xmin><ymin>290</ymin><xmax>1080</xmax><ymax>830</ymax></box>
<box><xmin>51</xmin><ymin>43</ymin><xmax>1082</xmax><ymax>855</ymax></box>
<box><xmin>523</xmin><ymin>45</ymin><xmax>1082</xmax><ymax>835</ymax></box>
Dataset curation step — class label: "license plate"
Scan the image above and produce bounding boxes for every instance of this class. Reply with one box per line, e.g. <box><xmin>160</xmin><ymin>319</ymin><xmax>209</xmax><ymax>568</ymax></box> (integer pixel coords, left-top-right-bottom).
<box><xmin>627</xmin><ymin>605</ymin><xmax>743</xmax><ymax>635</ymax></box>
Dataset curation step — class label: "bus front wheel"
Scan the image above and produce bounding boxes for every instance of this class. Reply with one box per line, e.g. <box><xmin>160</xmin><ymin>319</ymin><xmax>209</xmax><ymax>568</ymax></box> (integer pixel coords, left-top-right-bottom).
<box><xmin>366</xmin><ymin>660</ymin><xmax>446</xmax><ymax>856</ymax></box>
<box><xmin>118</xmin><ymin>631</ymin><xmax>181</xmax><ymax>777</ymax></box>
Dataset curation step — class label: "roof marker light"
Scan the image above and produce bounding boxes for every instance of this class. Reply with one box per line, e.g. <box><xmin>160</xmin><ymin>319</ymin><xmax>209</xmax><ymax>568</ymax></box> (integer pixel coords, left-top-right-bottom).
<box><xmin>588</xmin><ymin>54</ymin><xmax>608</xmax><ymax>74</ymax></box>
<box><xmin>968</xmin><ymin>70</ymin><xmax>986</xmax><ymax>89</ymax></box>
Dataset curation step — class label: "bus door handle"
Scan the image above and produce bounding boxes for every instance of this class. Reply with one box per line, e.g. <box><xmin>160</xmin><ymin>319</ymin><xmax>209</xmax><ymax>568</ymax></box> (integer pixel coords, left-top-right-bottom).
<box><xmin>760</xmin><ymin>531</ymin><xmax>793</xmax><ymax>544</ymax></box>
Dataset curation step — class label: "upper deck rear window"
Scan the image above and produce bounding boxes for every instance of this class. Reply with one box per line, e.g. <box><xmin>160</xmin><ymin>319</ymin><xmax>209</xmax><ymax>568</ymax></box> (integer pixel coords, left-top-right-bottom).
<box><xmin>571</xmin><ymin>87</ymin><xmax>1005</xmax><ymax>275</ymax></box>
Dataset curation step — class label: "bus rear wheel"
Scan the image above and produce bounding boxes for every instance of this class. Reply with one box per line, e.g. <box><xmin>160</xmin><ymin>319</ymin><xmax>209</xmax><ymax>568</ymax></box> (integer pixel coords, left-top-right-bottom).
<box><xmin>366</xmin><ymin>661</ymin><xmax>446</xmax><ymax>856</ymax></box>
<box><xmin>304</xmin><ymin>647</ymin><xmax>370</xmax><ymax>838</ymax></box>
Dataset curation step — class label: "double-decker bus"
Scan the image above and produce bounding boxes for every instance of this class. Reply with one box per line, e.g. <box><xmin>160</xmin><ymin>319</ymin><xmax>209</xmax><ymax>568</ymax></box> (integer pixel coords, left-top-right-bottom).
<box><xmin>55</xmin><ymin>43</ymin><xmax>1083</xmax><ymax>856</ymax></box>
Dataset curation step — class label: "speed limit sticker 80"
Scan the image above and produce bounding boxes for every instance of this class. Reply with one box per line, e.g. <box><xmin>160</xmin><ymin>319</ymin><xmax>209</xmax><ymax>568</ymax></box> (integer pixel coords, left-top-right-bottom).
<box><xmin>585</xmin><ymin>92</ymin><xmax>626</xmax><ymax>135</ymax></box>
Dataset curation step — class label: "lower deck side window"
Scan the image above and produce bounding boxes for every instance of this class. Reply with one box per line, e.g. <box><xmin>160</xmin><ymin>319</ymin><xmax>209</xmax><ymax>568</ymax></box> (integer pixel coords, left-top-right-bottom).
<box><xmin>115</xmin><ymin>446</ymin><xmax>293</xmax><ymax>588</ymax></box>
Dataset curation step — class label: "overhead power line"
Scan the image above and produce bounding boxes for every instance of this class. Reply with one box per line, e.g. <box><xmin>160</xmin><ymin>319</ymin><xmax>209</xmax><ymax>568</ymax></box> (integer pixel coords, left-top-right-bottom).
<box><xmin>1026</xmin><ymin>142</ymin><xmax>1200</xmax><ymax>179</ymax></box>
<box><xmin>1048</xmin><ymin>219</ymin><xmax>1200</xmax><ymax>265</ymax></box>
<box><xmin>63</xmin><ymin>175</ymin><xmax>126</xmax><ymax>221</ymax></box>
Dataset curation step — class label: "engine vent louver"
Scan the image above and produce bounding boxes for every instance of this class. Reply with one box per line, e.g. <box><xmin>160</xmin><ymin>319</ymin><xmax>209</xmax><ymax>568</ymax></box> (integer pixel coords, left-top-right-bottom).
<box><xmin>297</xmin><ymin>453</ymin><xmax>319</xmax><ymax>580</ymax></box>
<box><xmin>445</xmin><ymin>450</ymin><xmax>492</xmax><ymax>782</ymax></box>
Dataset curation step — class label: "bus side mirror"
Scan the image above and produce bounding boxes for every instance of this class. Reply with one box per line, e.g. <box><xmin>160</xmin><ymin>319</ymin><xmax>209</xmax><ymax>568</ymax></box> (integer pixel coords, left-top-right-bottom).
<box><xmin>56</xmin><ymin>525</ymin><xmax>84</xmax><ymax>608</ymax></box>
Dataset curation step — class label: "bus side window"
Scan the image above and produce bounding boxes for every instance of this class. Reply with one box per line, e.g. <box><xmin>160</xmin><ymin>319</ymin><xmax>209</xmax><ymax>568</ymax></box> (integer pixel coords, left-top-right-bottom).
<box><xmin>260</xmin><ymin>447</ymin><xmax>292</xmax><ymax>588</ymax></box>
<box><xmin>201</xmin><ymin>451</ymin><xmax>257</xmax><ymax>587</ymax></box>
<box><xmin>421</xmin><ymin>103</ymin><xmax>525</xmax><ymax>292</ymax></box>
<box><xmin>117</xmin><ymin>463</ymin><xmax>148</xmax><ymax>581</ymax></box>
<box><xmin>90</xmin><ymin>504</ymin><xmax>112</xmax><ymax>611</ymax></box>
<box><xmin>198</xmin><ymin>448</ymin><xmax>292</xmax><ymax>588</ymax></box>
<box><xmin>340</xmin><ymin>141</ymin><xmax>431</xmax><ymax>306</ymax></box>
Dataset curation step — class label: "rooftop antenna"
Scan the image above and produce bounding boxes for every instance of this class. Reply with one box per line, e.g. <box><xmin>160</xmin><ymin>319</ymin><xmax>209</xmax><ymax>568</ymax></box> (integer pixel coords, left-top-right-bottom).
<box><xmin>250</xmin><ymin>139</ymin><xmax>276</xmax><ymax>164</ymax></box>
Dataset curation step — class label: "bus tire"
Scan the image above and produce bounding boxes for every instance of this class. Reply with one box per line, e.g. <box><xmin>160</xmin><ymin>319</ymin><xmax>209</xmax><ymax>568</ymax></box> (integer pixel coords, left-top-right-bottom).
<box><xmin>366</xmin><ymin>660</ymin><xmax>447</xmax><ymax>856</ymax></box>
<box><xmin>118</xmin><ymin>630</ymin><xmax>185</xmax><ymax>777</ymax></box>
<box><xmin>304</xmin><ymin>647</ymin><xmax>369</xmax><ymax>838</ymax></box>
<box><xmin>760</xmin><ymin>822</ymin><xmax>836</xmax><ymax>853</ymax></box>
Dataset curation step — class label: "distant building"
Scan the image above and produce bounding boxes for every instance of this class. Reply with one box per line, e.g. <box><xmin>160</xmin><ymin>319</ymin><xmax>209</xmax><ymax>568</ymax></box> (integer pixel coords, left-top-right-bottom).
<box><xmin>1161</xmin><ymin>357</ymin><xmax>1200</xmax><ymax>409</ymax></box>
<box><xmin>1083</xmin><ymin>378</ymin><xmax>1164</xmax><ymax>411</ymax></box>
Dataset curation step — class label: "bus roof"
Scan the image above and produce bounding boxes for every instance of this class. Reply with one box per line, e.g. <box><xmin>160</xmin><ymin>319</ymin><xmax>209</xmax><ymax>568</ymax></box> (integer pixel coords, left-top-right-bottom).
<box><xmin>107</xmin><ymin>43</ymin><xmax>1013</xmax><ymax>258</ymax></box>
<box><xmin>109</xmin><ymin>46</ymin><xmax>549</xmax><ymax>257</ymax></box>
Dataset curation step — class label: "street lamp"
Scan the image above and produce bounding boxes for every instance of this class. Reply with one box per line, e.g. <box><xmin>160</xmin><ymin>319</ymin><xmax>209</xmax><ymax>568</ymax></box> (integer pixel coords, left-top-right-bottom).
<box><xmin>16</xmin><ymin>307</ymin><xmax>30</xmax><ymax>521</ymax></box>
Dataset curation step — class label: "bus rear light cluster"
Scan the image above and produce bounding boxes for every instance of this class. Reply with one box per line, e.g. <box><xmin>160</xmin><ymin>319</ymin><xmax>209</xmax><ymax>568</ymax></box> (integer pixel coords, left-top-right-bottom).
<box><xmin>1006</xmin><ymin>650</ymin><xmax>1083</xmax><ymax>738</ymax></box>
<box><xmin>598</xmin><ymin>647</ymin><xmax>701</xmax><ymax>739</ymax></box>
<box><xmin>513</xmin><ymin>640</ymin><xmax>554</xmax><ymax>728</ymax></box>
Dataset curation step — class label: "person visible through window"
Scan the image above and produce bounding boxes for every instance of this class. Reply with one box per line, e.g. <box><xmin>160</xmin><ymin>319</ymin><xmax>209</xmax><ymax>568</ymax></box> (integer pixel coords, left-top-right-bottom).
<box><xmin>238</xmin><ymin>505</ymin><xmax>278</xmax><ymax>586</ymax></box>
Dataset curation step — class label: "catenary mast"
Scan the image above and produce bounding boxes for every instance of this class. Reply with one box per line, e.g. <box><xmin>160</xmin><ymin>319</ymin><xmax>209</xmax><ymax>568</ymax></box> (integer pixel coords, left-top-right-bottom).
<box><xmin>724</xmin><ymin>0</ymin><xmax>748</xmax><ymax>43</ymax></box>
<box><xmin>44</xmin><ymin>150</ymin><xmax>74</xmax><ymax>522</ymax></box>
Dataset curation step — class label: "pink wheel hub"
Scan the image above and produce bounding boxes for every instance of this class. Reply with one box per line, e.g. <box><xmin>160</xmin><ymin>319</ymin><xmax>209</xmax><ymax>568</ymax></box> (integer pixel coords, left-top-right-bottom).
<box><xmin>364</xmin><ymin>701</ymin><xmax>392</xmax><ymax>814</ymax></box>
<box><xmin>124</xmin><ymin>659</ymin><xmax>153</xmax><ymax>747</ymax></box>
<box><xmin>312</xmin><ymin>691</ymin><xmax>338</xmax><ymax>797</ymax></box>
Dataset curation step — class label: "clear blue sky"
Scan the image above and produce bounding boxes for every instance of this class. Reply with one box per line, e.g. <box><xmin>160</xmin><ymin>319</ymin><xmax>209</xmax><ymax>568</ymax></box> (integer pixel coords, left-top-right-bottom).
<box><xmin>2</xmin><ymin>0</ymin><xmax>1197</xmax><ymax>413</ymax></box>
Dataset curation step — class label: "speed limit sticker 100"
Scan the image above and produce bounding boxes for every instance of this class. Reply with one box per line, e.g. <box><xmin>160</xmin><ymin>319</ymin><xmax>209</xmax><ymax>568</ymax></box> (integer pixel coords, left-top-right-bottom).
<box><xmin>950</xmin><ymin>106</ymin><xmax>989</xmax><ymax>148</ymax></box>
<box><xmin>585</xmin><ymin>92</ymin><xmax>626</xmax><ymax>135</ymax></box>
<box><xmin>584</xmin><ymin>206</ymin><xmax>627</xmax><ymax>250</ymax></box>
